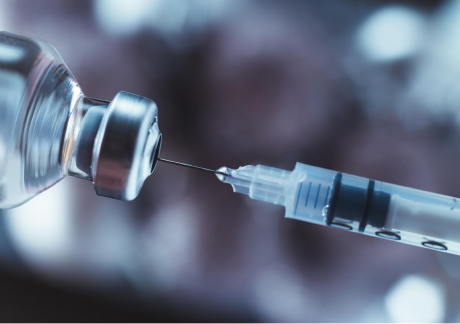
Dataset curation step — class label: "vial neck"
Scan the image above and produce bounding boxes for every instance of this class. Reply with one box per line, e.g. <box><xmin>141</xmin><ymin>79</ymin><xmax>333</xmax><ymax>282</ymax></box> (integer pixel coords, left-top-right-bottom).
<box><xmin>65</xmin><ymin>96</ymin><xmax>109</xmax><ymax>180</ymax></box>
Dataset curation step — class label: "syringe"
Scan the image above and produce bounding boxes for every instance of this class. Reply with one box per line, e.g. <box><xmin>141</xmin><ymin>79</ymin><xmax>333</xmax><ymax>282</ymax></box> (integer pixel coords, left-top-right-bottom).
<box><xmin>158</xmin><ymin>159</ymin><xmax>460</xmax><ymax>255</ymax></box>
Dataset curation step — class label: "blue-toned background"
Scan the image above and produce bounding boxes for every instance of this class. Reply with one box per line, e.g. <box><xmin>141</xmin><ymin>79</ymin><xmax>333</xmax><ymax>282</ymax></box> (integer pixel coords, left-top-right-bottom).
<box><xmin>1</xmin><ymin>0</ymin><xmax>459</xmax><ymax>321</ymax></box>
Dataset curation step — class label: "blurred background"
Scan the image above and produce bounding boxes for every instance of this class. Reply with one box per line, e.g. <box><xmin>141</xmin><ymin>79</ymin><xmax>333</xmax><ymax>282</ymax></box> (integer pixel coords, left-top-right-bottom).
<box><xmin>1</xmin><ymin>0</ymin><xmax>460</xmax><ymax>321</ymax></box>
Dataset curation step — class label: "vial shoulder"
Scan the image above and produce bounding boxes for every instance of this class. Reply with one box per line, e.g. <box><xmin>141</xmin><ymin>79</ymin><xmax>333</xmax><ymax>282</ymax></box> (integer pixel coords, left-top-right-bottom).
<box><xmin>0</xmin><ymin>32</ymin><xmax>66</xmax><ymax>81</ymax></box>
<box><xmin>0</xmin><ymin>32</ymin><xmax>81</xmax><ymax>208</ymax></box>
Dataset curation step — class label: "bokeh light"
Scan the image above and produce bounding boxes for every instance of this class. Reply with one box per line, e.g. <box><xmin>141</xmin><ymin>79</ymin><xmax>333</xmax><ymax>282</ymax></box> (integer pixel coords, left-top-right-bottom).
<box><xmin>356</xmin><ymin>5</ymin><xmax>425</xmax><ymax>62</ymax></box>
<box><xmin>385</xmin><ymin>275</ymin><xmax>445</xmax><ymax>323</ymax></box>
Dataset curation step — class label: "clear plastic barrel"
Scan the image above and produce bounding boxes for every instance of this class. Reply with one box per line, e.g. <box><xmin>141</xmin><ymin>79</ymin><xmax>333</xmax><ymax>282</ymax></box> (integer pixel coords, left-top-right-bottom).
<box><xmin>288</xmin><ymin>163</ymin><xmax>460</xmax><ymax>254</ymax></box>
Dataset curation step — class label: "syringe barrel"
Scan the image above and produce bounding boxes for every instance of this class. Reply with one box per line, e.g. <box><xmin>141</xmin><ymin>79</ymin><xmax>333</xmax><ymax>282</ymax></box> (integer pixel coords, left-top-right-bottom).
<box><xmin>287</xmin><ymin>162</ymin><xmax>460</xmax><ymax>255</ymax></box>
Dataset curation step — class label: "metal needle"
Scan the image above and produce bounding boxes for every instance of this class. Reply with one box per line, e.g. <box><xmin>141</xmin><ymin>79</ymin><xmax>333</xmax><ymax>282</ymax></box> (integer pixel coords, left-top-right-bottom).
<box><xmin>157</xmin><ymin>158</ymin><xmax>227</xmax><ymax>176</ymax></box>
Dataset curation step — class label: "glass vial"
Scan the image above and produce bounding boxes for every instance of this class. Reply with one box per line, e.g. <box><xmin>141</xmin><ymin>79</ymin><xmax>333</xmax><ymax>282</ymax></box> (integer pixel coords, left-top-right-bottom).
<box><xmin>0</xmin><ymin>32</ymin><xmax>162</xmax><ymax>209</ymax></box>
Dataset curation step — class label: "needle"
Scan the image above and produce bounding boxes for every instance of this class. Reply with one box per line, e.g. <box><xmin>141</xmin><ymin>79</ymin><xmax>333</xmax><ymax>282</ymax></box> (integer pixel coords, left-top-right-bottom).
<box><xmin>157</xmin><ymin>158</ymin><xmax>227</xmax><ymax>176</ymax></box>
